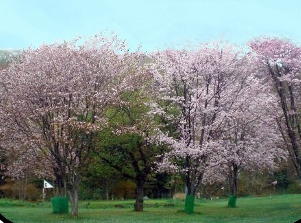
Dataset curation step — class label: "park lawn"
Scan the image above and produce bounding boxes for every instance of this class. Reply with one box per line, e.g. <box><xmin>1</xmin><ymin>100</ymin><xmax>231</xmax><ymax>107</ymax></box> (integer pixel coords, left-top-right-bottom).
<box><xmin>0</xmin><ymin>194</ymin><xmax>300</xmax><ymax>223</ymax></box>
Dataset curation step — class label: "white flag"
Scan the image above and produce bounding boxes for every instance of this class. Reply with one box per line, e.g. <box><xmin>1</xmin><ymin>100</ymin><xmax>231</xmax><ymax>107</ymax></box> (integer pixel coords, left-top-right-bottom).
<box><xmin>44</xmin><ymin>180</ymin><xmax>54</xmax><ymax>189</ymax></box>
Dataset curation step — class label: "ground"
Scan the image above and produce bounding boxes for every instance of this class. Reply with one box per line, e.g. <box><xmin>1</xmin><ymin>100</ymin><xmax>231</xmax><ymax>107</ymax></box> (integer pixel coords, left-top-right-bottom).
<box><xmin>0</xmin><ymin>194</ymin><xmax>300</xmax><ymax>223</ymax></box>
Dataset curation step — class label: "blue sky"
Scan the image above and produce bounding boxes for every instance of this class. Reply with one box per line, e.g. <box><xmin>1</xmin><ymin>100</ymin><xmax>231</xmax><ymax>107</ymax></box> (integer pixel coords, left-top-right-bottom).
<box><xmin>1</xmin><ymin>0</ymin><xmax>301</xmax><ymax>52</ymax></box>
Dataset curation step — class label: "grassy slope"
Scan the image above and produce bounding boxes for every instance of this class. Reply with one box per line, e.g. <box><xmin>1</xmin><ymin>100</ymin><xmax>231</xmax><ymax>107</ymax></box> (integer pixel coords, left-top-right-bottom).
<box><xmin>0</xmin><ymin>194</ymin><xmax>300</xmax><ymax>223</ymax></box>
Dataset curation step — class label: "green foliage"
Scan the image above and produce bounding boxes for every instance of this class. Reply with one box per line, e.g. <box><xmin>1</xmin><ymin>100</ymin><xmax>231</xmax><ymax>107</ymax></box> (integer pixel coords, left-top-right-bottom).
<box><xmin>273</xmin><ymin>168</ymin><xmax>292</xmax><ymax>192</ymax></box>
<box><xmin>85</xmin><ymin>85</ymin><xmax>170</xmax><ymax>209</ymax></box>
<box><xmin>0</xmin><ymin>199</ymin><xmax>49</xmax><ymax>208</ymax></box>
<box><xmin>287</xmin><ymin>182</ymin><xmax>301</xmax><ymax>194</ymax></box>
<box><xmin>144</xmin><ymin>173</ymin><xmax>171</xmax><ymax>198</ymax></box>
<box><xmin>80</xmin><ymin>156</ymin><xmax>122</xmax><ymax>200</ymax></box>
<box><xmin>96</xmin><ymin>130</ymin><xmax>140</xmax><ymax>178</ymax></box>
<box><xmin>97</xmin><ymin>129</ymin><xmax>165</xmax><ymax>182</ymax></box>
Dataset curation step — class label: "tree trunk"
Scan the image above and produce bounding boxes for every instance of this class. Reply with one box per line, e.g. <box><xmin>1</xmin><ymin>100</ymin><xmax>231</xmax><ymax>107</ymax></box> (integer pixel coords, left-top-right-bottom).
<box><xmin>104</xmin><ymin>181</ymin><xmax>110</xmax><ymax>200</ymax></box>
<box><xmin>68</xmin><ymin>186</ymin><xmax>78</xmax><ymax>216</ymax></box>
<box><xmin>105</xmin><ymin>189</ymin><xmax>110</xmax><ymax>201</ymax></box>
<box><xmin>269</xmin><ymin>65</ymin><xmax>301</xmax><ymax>181</ymax></box>
<box><xmin>134</xmin><ymin>180</ymin><xmax>144</xmax><ymax>212</ymax></box>
<box><xmin>68</xmin><ymin>174</ymin><xmax>79</xmax><ymax>216</ymax></box>
<box><xmin>54</xmin><ymin>170</ymin><xmax>66</xmax><ymax>196</ymax></box>
<box><xmin>228</xmin><ymin>164</ymin><xmax>238</xmax><ymax>207</ymax></box>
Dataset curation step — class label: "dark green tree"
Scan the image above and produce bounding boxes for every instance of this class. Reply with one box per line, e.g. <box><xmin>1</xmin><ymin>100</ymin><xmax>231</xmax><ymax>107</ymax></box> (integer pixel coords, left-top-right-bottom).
<box><xmin>94</xmin><ymin>86</ymin><xmax>167</xmax><ymax>211</ymax></box>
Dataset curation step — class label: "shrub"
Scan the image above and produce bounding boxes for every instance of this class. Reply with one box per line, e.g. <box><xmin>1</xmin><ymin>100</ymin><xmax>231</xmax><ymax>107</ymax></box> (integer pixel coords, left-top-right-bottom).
<box><xmin>26</xmin><ymin>184</ymin><xmax>39</xmax><ymax>201</ymax></box>
<box><xmin>0</xmin><ymin>180</ymin><xmax>40</xmax><ymax>201</ymax></box>
<box><xmin>112</xmin><ymin>180</ymin><xmax>135</xmax><ymax>199</ymax></box>
<box><xmin>0</xmin><ymin>183</ymin><xmax>13</xmax><ymax>198</ymax></box>
<box><xmin>287</xmin><ymin>182</ymin><xmax>301</xmax><ymax>194</ymax></box>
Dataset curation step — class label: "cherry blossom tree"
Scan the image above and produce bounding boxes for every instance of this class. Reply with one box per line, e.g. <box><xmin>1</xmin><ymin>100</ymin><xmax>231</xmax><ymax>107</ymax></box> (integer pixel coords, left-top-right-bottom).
<box><xmin>249</xmin><ymin>37</ymin><xmax>301</xmax><ymax>182</ymax></box>
<box><xmin>209</xmin><ymin>76</ymin><xmax>287</xmax><ymax>207</ymax></box>
<box><xmin>151</xmin><ymin>43</ymin><xmax>252</xmax><ymax>213</ymax></box>
<box><xmin>0</xmin><ymin>34</ymin><xmax>143</xmax><ymax>216</ymax></box>
<box><xmin>151</xmin><ymin>42</ymin><xmax>286</xmax><ymax>212</ymax></box>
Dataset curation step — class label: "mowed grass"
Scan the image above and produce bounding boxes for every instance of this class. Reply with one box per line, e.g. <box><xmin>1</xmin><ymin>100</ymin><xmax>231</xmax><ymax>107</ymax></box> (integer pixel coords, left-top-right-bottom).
<box><xmin>0</xmin><ymin>194</ymin><xmax>300</xmax><ymax>223</ymax></box>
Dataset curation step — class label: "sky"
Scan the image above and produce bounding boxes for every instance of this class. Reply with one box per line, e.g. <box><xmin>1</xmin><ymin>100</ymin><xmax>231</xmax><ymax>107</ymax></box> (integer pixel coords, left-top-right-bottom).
<box><xmin>0</xmin><ymin>0</ymin><xmax>301</xmax><ymax>52</ymax></box>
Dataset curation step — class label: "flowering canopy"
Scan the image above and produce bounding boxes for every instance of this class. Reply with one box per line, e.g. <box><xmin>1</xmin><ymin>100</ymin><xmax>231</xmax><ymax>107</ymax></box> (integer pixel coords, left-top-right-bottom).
<box><xmin>151</xmin><ymin>42</ymin><xmax>286</xmax><ymax>194</ymax></box>
<box><xmin>0</xmin><ymin>34</ymin><xmax>144</xmax><ymax>216</ymax></box>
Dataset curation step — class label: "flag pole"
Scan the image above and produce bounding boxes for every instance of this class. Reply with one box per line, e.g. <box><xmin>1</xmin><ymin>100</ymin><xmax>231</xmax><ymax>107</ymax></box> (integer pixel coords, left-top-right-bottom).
<box><xmin>42</xmin><ymin>188</ymin><xmax>45</xmax><ymax>203</ymax></box>
<box><xmin>43</xmin><ymin>180</ymin><xmax>54</xmax><ymax>214</ymax></box>
<box><xmin>42</xmin><ymin>184</ymin><xmax>45</xmax><ymax>218</ymax></box>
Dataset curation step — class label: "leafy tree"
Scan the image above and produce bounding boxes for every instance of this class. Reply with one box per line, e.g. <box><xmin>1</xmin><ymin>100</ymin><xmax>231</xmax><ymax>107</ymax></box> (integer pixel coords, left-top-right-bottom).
<box><xmin>94</xmin><ymin>83</ymin><xmax>167</xmax><ymax>211</ymax></box>
<box><xmin>80</xmin><ymin>158</ymin><xmax>121</xmax><ymax>200</ymax></box>
<box><xmin>144</xmin><ymin>172</ymin><xmax>171</xmax><ymax>198</ymax></box>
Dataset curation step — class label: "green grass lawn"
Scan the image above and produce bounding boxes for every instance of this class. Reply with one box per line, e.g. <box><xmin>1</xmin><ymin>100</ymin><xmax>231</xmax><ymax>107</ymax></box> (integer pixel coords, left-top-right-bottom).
<box><xmin>0</xmin><ymin>194</ymin><xmax>300</xmax><ymax>223</ymax></box>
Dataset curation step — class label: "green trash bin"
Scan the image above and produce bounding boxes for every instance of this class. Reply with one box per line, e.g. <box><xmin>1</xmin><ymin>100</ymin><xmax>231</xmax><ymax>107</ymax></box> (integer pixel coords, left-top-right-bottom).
<box><xmin>228</xmin><ymin>195</ymin><xmax>237</xmax><ymax>207</ymax></box>
<box><xmin>51</xmin><ymin>197</ymin><xmax>69</xmax><ymax>214</ymax></box>
<box><xmin>184</xmin><ymin>195</ymin><xmax>195</xmax><ymax>214</ymax></box>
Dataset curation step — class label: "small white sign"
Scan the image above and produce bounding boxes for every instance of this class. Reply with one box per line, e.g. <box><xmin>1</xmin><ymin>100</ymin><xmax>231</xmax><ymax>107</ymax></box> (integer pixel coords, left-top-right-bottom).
<box><xmin>44</xmin><ymin>180</ymin><xmax>54</xmax><ymax>189</ymax></box>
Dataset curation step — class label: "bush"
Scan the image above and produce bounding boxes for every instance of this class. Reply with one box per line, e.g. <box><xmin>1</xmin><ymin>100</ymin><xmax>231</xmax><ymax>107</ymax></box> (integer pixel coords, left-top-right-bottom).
<box><xmin>26</xmin><ymin>184</ymin><xmax>39</xmax><ymax>201</ymax></box>
<box><xmin>112</xmin><ymin>180</ymin><xmax>135</xmax><ymax>199</ymax></box>
<box><xmin>0</xmin><ymin>183</ymin><xmax>13</xmax><ymax>198</ymax></box>
<box><xmin>173</xmin><ymin>193</ymin><xmax>186</xmax><ymax>200</ymax></box>
<box><xmin>0</xmin><ymin>180</ymin><xmax>40</xmax><ymax>201</ymax></box>
<box><xmin>286</xmin><ymin>182</ymin><xmax>301</xmax><ymax>194</ymax></box>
